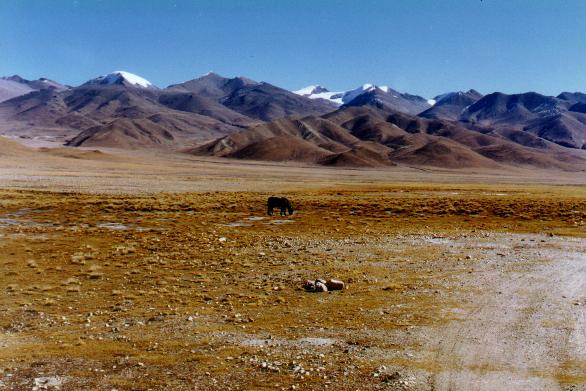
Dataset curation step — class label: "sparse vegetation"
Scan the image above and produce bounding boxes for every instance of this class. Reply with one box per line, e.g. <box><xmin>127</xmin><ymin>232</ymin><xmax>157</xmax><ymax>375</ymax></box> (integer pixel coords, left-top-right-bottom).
<box><xmin>0</xmin><ymin>184</ymin><xmax>584</xmax><ymax>389</ymax></box>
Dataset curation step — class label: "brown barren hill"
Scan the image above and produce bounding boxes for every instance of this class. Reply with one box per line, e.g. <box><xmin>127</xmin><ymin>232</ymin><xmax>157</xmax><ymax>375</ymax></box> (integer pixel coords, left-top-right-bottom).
<box><xmin>168</xmin><ymin>72</ymin><xmax>338</xmax><ymax>121</ymax></box>
<box><xmin>229</xmin><ymin>135</ymin><xmax>333</xmax><ymax>163</ymax></box>
<box><xmin>37</xmin><ymin>147</ymin><xmax>118</xmax><ymax>161</ymax></box>
<box><xmin>189</xmin><ymin>116</ymin><xmax>393</xmax><ymax>167</ymax></box>
<box><xmin>3</xmin><ymin>70</ymin><xmax>586</xmax><ymax>171</ymax></box>
<box><xmin>0</xmin><ymin>135</ymin><xmax>123</xmax><ymax>163</ymax></box>
<box><xmin>67</xmin><ymin>118</ymin><xmax>176</xmax><ymax>149</ymax></box>
<box><xmin>64</xmin><ymin>115</ymin><xmax>238</xmax><ymax>149</ymax></box>
<box><xmin>387</xmin><ymin>135</ymin><xmax>502</xmax><ymax>169</ymax></box>
<box><xmin>0</xmin><ymin>72</ymin><xmax>338</xmax><ymax>149</ymax></box>
<box><xmin>0</xmin><ymin>135</ymin><xmax>35</xmax><ymax>157</ymax></box>
<box><xmin>0</xmin><ymin>76</ymin><xmax>247</xmax><ymax>148</ymax></box>
<box><xmin>191</xmin><ymin>105</ymin><xmax>586</xmax><ymax>170</ymax></box>
<box><xmin>460</xmin><ymin>91</ymin><xmax>586</xmax><ymax>149</ymax></box>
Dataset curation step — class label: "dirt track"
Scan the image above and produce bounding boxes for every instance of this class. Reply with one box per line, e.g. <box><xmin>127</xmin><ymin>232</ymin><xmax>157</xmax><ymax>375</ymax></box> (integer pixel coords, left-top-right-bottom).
<box><xmin>427</xmin><ymin>234</ymin><xmax>586</xmax><ymax>391</ymax></box>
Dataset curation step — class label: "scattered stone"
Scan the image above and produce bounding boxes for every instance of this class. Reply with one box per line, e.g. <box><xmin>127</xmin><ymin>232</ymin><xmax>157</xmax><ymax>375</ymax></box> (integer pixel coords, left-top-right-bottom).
<box><xmin>380</xmin><ymin>371</ymin><xmax>401</xmax><ymax>383</ymax></box>
<box><xmin>304</xmin><ymin>278</ymin><xmax>344</xmax><ymax>292</ymax></box>
<box><xmin>303</xmin><ymin>280</ymin><xmax>316</xmax><ymax>292</ymax></box>
<box><xmin>27</xmin><ymin>260</ymin><xmax>39</xmax><ymax>268</ymax></box>
<box><xmin>326</xmin><ymin>279</ymin><xmax>345</xmax><ymax>291</ymax></box>
<box><xmin>32</xmin><ymin>376</ymin><xmax>65</xmax><ymax>390</ymax></box>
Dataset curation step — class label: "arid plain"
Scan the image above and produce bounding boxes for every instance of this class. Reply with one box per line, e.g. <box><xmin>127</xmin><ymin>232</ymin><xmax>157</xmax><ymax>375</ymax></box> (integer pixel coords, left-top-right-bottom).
<box><xmin>0</xmin><ymin>142</ymin><xmax>585</xmax><ymax>390</ymax></box>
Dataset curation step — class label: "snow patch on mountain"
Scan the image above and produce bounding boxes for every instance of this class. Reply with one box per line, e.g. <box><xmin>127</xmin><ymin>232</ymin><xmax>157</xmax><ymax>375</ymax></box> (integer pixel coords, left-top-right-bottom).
<box><xmin>294</xmin><ymin>85</ymin><xmax>329</xmax><ymax>96</ymax></box>
<box><xmin>295</xmin><ymin>83</ymin><xmax>384</xmax><ymax>105</ymax></box>
<box><xmin>86</xmin><ymin>71</ymin><xmax>154</xmax><ymax>88</ymax></box>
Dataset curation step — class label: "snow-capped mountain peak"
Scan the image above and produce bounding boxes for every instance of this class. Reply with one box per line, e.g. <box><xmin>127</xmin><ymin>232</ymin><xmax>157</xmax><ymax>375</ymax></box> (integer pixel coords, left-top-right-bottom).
<box><xmin>294</xmin><ymin>83</ymin><xmax>384</xmax><ymax>105</ymax></box>
<box><xmin>84</xmin><ymin>71</ymin><xmax>155</xmax><ymax>89</ymax></box>
<box><xmin>294</xmin><ymin>85</ymin><xmax>330</xmax><ymax>96</ymax></box>
<box><xmin>293</xmin><ymin>83</ymin><xmax>432</xmax><ymax>115</ymax></box>
<box><xmin>337</xmin><ymin>84</ymin><xmax>377</xmax><ymax>104</ymax></box>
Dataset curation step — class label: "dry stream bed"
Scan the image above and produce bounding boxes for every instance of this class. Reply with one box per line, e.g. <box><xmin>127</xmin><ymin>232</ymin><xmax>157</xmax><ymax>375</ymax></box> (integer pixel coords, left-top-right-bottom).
<box><xmin>0</xmin><ymin>187</ymin><xmax>584</xmax><ymax>390</ymax></box>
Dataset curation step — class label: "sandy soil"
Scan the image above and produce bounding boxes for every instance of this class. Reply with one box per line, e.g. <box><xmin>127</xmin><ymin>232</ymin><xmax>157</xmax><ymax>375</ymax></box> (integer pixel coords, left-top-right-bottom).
<box><xmin>0</xmin><ymin>147</ymin><xmax>584</xmax><ymax>390</ymax></box>
<box><xmin>1</xmin><ymin>145</ymin><xmax>586</xmax><ymax>194</ymax></box>
<box><xmin>427</xmin><ymin>234</ymin><xmax>586</xmax><ymax>391</ymax></box>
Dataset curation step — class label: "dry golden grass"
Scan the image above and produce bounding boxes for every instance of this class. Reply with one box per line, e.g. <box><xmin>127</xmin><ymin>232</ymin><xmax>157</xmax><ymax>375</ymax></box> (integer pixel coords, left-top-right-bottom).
<box><xmin>0</xmin><ymin>184</ymin><xmax>584</xmax><ymax>389</ymax></box>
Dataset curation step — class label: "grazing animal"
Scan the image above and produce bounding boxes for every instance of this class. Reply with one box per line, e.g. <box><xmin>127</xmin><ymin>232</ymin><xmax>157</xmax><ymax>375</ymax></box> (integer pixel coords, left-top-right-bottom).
<box><xmin>267</xmin><ymin>196</ymin><xmax>294</xmax><ymax>216</ymax></box>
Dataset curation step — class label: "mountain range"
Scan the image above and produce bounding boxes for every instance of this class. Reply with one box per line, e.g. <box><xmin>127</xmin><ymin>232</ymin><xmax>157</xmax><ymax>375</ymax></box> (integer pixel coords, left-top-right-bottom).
<box><xmin>1</xmin><ymin>70</ymin><xmax>585</xmax><ymax>170</ymax></box>
<box><xmin>0</xmin><ymin>75</ymin><xmax>67</xmax><ymax>103</ymax></box>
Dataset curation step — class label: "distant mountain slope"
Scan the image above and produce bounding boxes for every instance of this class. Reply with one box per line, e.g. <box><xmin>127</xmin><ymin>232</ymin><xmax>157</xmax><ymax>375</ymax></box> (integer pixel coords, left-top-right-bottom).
<box><xmin>381</xmin><ymin>111</ymin><xmax>585</xmax><ymax>169</ymax></box>
<box><xmin>460</xmin><ymin>92</ymin><xmax>586</xmax><ymax>148</ymax></box>
<box><xmin>420</xmin><ymin>90</ymin><xmax>483</xmax><ymax>120</ymax></box>
<box><xmin>0</xmin><ymin>75</ymin><xmax>67</xmax><ymax>103</ymax></box>
<box><xmin>59</xmin><ymin>85</ymin><xmax>247</xmax><ymax>148</ymax></box>
<box><xmin>190</xmin><ymin>106</ymin><xmax>586</xmax><ymax>170</ymax></box>
<box><xmin>167</xmin><ymin>72</ymin><xmax>258</xmax><ymax>99</ymax></box>
<box><xmin>82</xmin><ymin>71</ymin><xmax>156</xmax><ymax>89</ymax></box>
<box><xmin>341</xmin><ymin>86</ymin><xmax>430</xmax><ymax>115</ymax></box>
<box><xmin>0</xmin><ymin>71</ymin><xmax>335</xmax><ymax>149</ymax></box>
<box><xmin>3</xmin><ymin>69</ymin><xmax>586</xmax><ymax>167</ymax></box>
<box><xmin>0</xmin><ymin>72</ymin><xmax>245</xmax><ymax>147</ymax></box>
<box><xmin>557</xmin><ymin>92</ymin><xmax>586</xmax><ymax>104</ymax></box>
<box><xmin>221</xmin><ymin>82</ymin><xmax>337</xmax><ymax>121</ymax></box>
<box><xmin>0</xmin><ymin>79</ymin><xmax>35</xmax><ymax>103</ymax></box>
<box><xmin>168</xmin><ymin>73</ymin><xmax>337</xmax><ymax>121</ymax></box>
<box><xmin>189</xmin><ymin>115</ymin><xmax>394</xmax><ymax>167</ymax></box>
<box><xmin>0</xmin><ymin>135</ymin><xmax>36</xmax><ymax>157</ymax></box>
<box><xmin>522</xmin><ymin>113</ymin><xmax>586</xmax><ymax>149</ymax></box>
<box><xmin>461</xmin><ymin>92</ymin><xmax>567</xmax><ymax>124</ymax></box>
<box><xmin>157</xmin><ymin>91</ymin><xmax>257</xmax><ymax>127</ymax></box>
<box><xmin>294</xmin><ymin>83</ymin><xmax>431</xmax><ymax>115</ymax></box>
<box><xmin>293</xmin><ymin>85</ymin><xmax>330</xmax><ymax>97</ymax></box>
<box><xmin>66</xmin><ymin>114</ymin><xmax>236</xmax><ymax>149</ymax></box>
<box><xmin>66</xmin><ymin>118</ymin><xmax>175</xmax><ymax>148</ymax></box>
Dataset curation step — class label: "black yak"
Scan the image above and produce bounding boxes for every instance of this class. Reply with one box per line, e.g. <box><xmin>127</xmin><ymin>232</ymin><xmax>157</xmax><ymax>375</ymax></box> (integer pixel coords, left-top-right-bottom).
<box><xmin>267</xmin><ymin>197</ymin><xmax>294</xmax><ymax>216</ymax></box>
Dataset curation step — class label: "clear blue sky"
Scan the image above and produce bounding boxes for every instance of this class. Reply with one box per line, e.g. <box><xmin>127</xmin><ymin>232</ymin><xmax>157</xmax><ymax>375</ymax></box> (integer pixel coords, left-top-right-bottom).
<box><xmin>1</xmin><ymin>0</ymin><xmax>586</xmax><ymax>98</ymax></box>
